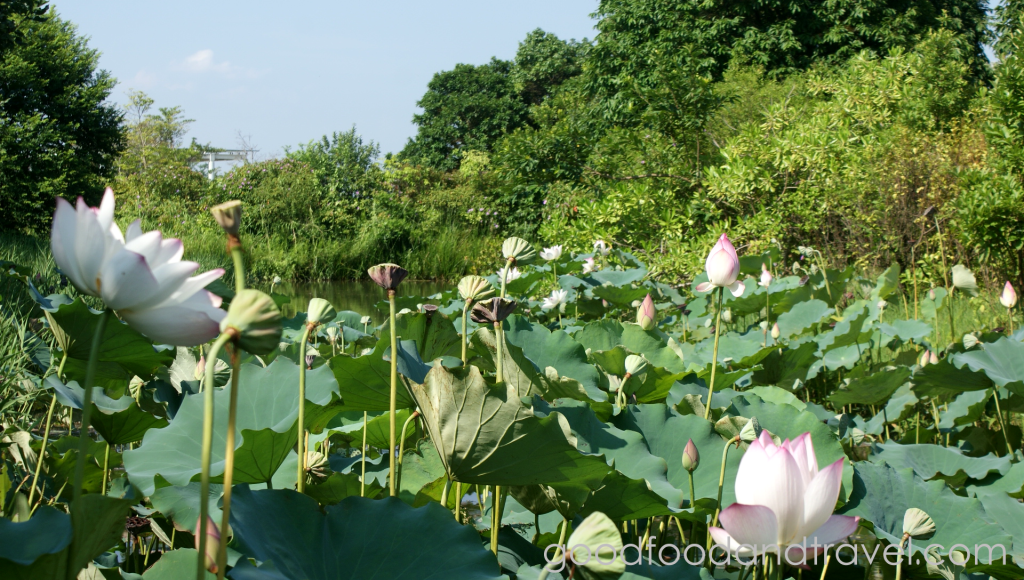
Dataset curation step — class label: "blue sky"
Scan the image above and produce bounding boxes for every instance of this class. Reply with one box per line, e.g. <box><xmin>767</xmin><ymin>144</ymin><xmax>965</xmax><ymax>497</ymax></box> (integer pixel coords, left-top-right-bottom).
<box><xmin>52</xmin><ymin>1</ymin><xmax>599</xmax><ymax>158</ymax></box>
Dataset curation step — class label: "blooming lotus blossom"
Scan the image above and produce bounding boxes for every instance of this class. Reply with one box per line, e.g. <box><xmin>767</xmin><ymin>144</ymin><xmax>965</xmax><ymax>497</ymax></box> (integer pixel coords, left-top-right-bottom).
<box><xmin>51</xmin><ymin>189</ymin><xmax>226</xmax><ymax>346</ymax></box>
<box><xmin>540</xmin><ymin>245</ymin><xmax>563</xmax><ymax>261</ymax></box>
<box><xmin>696</xmin><ymin>234</ymin><xmax>744</xmax><ymax>297</ymax></box>
<box><xmin>1002</xmin><ymin>282</ymin><xmax>1017</xmax><ymax>309</ymax></box>
<box><xmin>497</xmin><ymin>266</ymin><xmax>521</xmax><ymax>282</ymax></box>
<box><xmin>593</xmin><ymin>240</ymin><xmax>610</xmax><ymax>256</ymax></box>
<box><xmin>710</xmin><ymin>431</ymin><xmax>858</xmax><ymax>564</ymax></box>
<box><xmin>582</xmin><ymin>257</ymin><xmax>596</xmax><ymax>274</ymax></box>
<box><xmin>759</xmin><ymin>263</ymin><xmax>773</xmax><ymax>288</ymax></box>
<box><xmin>542</xmin><ymin>289</ymin><xmax>568</xmax><ymax>311</ymax></box>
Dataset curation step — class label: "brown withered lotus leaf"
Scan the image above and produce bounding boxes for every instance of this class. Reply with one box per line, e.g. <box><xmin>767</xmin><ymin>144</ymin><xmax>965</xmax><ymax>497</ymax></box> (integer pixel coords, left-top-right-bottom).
<box><xmin>470</xmin><ymin>298</ymin><xmax>517</xmax><ymax>324</ymax></box>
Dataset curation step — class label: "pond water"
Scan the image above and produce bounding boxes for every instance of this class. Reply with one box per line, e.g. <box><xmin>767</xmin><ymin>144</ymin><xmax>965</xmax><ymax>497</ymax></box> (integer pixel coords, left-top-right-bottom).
<box><xmin>265</xmin><ymin>279</ymin><xmax>450</xmax><ymax>324</ymax></box>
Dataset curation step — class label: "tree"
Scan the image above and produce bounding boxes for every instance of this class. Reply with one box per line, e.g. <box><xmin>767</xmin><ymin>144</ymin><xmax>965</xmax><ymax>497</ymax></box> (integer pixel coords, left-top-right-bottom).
<box><xmin>511</xmin><ymin>29</ymin><xmax>590</xmax><ymax>105</ymax></box>
<box><xmin>0</xmin><ymin>5</ymin><xmax>123</xmax><ymax>232</ymax></box>
<box><xmin>400</xmin><ymin>58</ymin><xmax>528</xmax><ymax>171</ymax></box>
<box><xmin>117</xmin><ymin>90</ymin><xmax>196</xmax><ymax>173</ymax></box>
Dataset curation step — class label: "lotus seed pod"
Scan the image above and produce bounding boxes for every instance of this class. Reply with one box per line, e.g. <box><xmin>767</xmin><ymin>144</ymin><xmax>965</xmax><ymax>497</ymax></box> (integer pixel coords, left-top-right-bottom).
<box><xmin>962</xmin><ymin>333</ymin><xmax>979</xmax><ymax>349</ymax></box>
<box><xmin>902</xmin><ymin>508</ymin><xmax>935</xmax><ymax>537</ymax></box>
<box><xmin>367</xmin><ymin>263</ymin><xmax>408</xmax><ymax>291</ymax></box>
<box><xmin>210</xmin><ymin>200</ymin><xmax>242</xmax><ymax>236</ymax></box>
<box><xmin>739</xmin><ymin>417</ymin><xmax>763</xmax><ymax>442</ymax></box>
<box><xmin>771</xmin><ymin>322</ymin><xmax>780</xmax><ymax>340</ymax></box>
<box><xmin>624</xmin><ymin>354</ymin><xmax>648</xmax><ymax>376</ymax></box>
<box><xmin>325</xmin><ymin>325</ymin><xmax>339</xmax><ymax>344</ymax></box>
<box><xmin>195</xmin><ymin>516</ymin><xmax>221</xmax><ymax>573</ymax></box>
<box><xmin>564</xmin><ymin>512</ymin><xmax>625</xmax><ymax>577</ymax></box>
<box><xmin>306</xmin><ymin>297</ymin><xmax>336</xmax><ymax>326</ymax></box>
<box><xmin>458</xmin><ymin>275</ymin><xmax>494</xmax><ymax>302</ymax></box>
<box><xmin>470</xmin><ymin>298</ymin><xmax>518</xmax><ymax>324</ymax></box>
<box><xmin>304</xmin><ymin>449</ymin><xmax>331</xmax><ymax>484</ymax></box>
<box><xmin>221</xmin><ymin>289</ymin><xmax>283</xmax><ymax>355</ymax></box>
<box><xmin>637</xmin><ymin>294</ymin><xmax>656</xmax><ymax>330</ymax></box>
<box><xmin>360</xmin><ymin>315</ymin><xmax>372</xmax><ymax>325</ymax></box>
<box><xmin>501</xmin><ymin>237</ymin><xmax>537</xmax><ymax>265</ymax></box>
<box><xmin>682</xmin><ymin>438</ymin><xmax>700</xmax><ymax>472</ymax></box>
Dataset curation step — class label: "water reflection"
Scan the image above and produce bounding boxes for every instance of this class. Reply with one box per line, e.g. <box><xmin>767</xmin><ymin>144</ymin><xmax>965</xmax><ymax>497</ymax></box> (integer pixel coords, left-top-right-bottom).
<box><xmin>265</xmin><ymin>279</ymin><xmax>449</xmax><ymax>324</ymax></box>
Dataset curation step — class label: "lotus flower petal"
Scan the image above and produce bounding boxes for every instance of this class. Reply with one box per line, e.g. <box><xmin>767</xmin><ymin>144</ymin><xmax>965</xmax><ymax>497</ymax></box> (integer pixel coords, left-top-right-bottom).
<box><xmin>718</xmin><ymin>504</ymin><xmax>779</xmax><ymax>550</ymax></box>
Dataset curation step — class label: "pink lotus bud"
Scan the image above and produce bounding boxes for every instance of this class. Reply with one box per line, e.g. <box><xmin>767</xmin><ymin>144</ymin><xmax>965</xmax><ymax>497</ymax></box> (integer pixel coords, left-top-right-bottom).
<box><xmin>770</xmin><ymin>322</ymin><xmax>780</xmax><ymax>340</ymax></box>
<box><xmin>637</xmin><ymin>294</ymin><xmax>655</xmax><ymax>330</ymax></box>
<box><xmin>195</xmin><ymin>516</ymin><xmax>220</xmax><ymax>574</ymax></box>
<box><xmin>1001</xmin><ymin>282</ymin><xmax>1017</xmax><ymax>309</ymax></box>
<box><xmin>696</xmin><ymin>234</ymin><xmax>744</xmax><ymax>298</ymax></box>
<box><xmin>919</xmin><ymin>351</ymin><xmax>929</xmax><ymax>367</ymax></box>
<box><xmin>682</xmin><ymin>438</ymin><xmax>700</xmax><ymax>472</ymax></box>
<box><xmin>759</xmin><ymin>263</ymin><xmax>773</xmax><ymax>288</ymax></box>
<box><xmin>929</xmin><ymin>351</ymin><xmax>939</xmax><ymax>365</ymax></box>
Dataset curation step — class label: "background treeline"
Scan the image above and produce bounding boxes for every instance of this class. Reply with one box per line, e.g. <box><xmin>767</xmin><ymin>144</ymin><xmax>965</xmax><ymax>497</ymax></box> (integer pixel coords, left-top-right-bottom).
<box><xmin>3</xmin><ymin>0</ymin><xmax>1024</xmax><ymax>286</ymax></box>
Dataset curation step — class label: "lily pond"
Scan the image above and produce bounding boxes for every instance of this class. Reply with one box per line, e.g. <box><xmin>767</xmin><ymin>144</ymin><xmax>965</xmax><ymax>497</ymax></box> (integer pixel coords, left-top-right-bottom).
<box><xmin>3</xmin><ymin>193</ymin><xmax>1024</xmax><ymax>580</ymax></box>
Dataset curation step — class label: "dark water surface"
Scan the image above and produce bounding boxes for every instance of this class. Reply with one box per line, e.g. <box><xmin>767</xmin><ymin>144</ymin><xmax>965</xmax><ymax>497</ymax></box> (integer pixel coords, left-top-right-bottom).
<box><xmin>266</xmin><ymin>279</ymin><xmax>449</xmax><ymax>324</ymax></box>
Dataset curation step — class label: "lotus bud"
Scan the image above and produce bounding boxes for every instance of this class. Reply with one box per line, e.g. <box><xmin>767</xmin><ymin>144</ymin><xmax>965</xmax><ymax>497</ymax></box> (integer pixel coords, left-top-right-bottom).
<box><xmin>877</xmin><ymin>300</ymin><xmax>887</xmax><ymax>311</ymax></box>
<box><xmin>210</xmin><ymin>200</ymin><xmax>242</xmax><ymax>237</ymax></box>
<box><xmin>306</xmin><ymin>297</ymin><xmax>336</xmax><ymax>327</ymax></box>
<box><xmin>624</xmin><ymin>354</ymin><xmax>648</xmax><ymax>377</ymax></box>
<box><xmin>759</xmin><ymin>263</ymin><xmax>773</xmax><ymax>288</ymax></box>
<box><xmin>770</xmin><ymin>322</ymin><xmax>780</xmax><ymax>340</ymax></box>
<box><xmin>194</xmin><ymin>355</ymin><xmax>206</xmax><ymax>381</ymax></box>
<box><xmin>220</xmin><ymin>289</ymin><xmax>283</xmax><ymax>355</ymax></box>
<box><xmin>457</xmin><ymin>275</ymin><xmax>494</xmax><ymax>302</ymax></box>
<box><xmin>501</xmin><ymin>237</ymin><xmax>537</xmax><ymax>265</ymax></box>
<box><xmin>928</xmin><ymin>288</ymin><xmax>936</xmax><ymax>300</ymax></box>
<box><xmin>739</xmin><ymin>417</ymin><xmax>763</xmax><ymax>442</ymax></box>
<box><xmin>919</xmin><ymin>351</ymin><xmax>930</xmax><ymax>367</ymax></box>
<box><xmin>368</xmin><ymin>263</ymin><xmax>408</xmax><ymax>293</ymax></box>
<box><xmin>593</xmin><ymin>240</ymin><xmax>611</xmax><ymax>256</ymax></box>
<box><xmin>1002</xmin><ymin>282</ymin><xmax>1018</xmax><ymax>309</ymax></box>
<box><xmin>929</xmin><ymin>351</ymin><xmax>939</xmax><ymax>365</ymax></box>
<box><xmin>722</xmin><ymin>308</ymin><xmax>733</xmax><ymax>324</ymax></box>
<box><xmin>582</xmin><ymin>256</ymin><xmax>596</xmax><ymax>274</ymax></box>
<box><xmin>902</xmin><ymin>508</ymin><xmax>935</xmax><ymax>538</ymax></box>
<box><xmin>540</xmin><ymin>245</ymin><xmax>563</xmax><ymax>261</ymax></box>
<box><xmin>695</xmin><ymin>233</ymin><xmax>744</xmax><ymax>297</ymax></box>
<box><xmin>195</xmin><ymin>516</ymin><xmax>221</xmax><ymax>573</ymax></box>
<box><xmin>470</xmin><ymin>298</ymin><xmax>518</xmax><ymax>324</ymax></box>
<box><xmin>682</xmin><ymin>438</ymin><xmax>700</xmax><ymax>472</ymax></box>
<box><xmin>637</xmin><ymin>294</ymin><xmax>656</xmax><ymax>330</ymax></box>
<box><xmin>325</xmin><ymin>325</ymin><xmax>339</xmax><ymax>345</ymax></box>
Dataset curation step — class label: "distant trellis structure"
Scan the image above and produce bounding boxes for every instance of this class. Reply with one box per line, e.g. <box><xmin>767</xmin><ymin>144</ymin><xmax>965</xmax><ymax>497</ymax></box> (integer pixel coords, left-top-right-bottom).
<box><xmin>200</xmin><ymin>150</ymin><xmax>254</xmax><ymax>180</ymax></box>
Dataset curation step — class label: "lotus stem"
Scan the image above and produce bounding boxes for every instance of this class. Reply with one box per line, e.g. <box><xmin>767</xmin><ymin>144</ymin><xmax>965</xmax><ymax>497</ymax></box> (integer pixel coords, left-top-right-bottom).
<box><xmin>360</xmin><ymin>411</ymin><xmax>367</xmax><ymax>497</ymax></box>
<box><xmin>708</xmin><ymin>436</ymin><xmax>740</xmax><ymax>563</ymax></box>
<box><xmin>101</xmin><ymin>444</ymin><xmax>110</xmax><ymax>495</ymax></box>
<box><xmin>765</xmin><ymin>291</ymin><xmax>772</xmax><ymax>346</ymax></box>
<box><xmin>72</xmin><ymin>308</ymin><xmax>111</xmax><ymax>505</ymax></box>
<box><xmin>297</xmin><ymin>322</ymin><xmax>314</xmax><ymax>493</ymax></box>
<box><xmin>396</xmin><ymin>410</ymin><xmax>420</xmax><ymax>490</ymax></box>
<box><xmin>494</xmin><ymin>321</ymin><xmax>504</xmax><ymax>384</ymax></box>
<box><xmin>461</xmin><ymin>301</ymin><xmax>470</xmax><ymax>365</ymax></box>
<box><xmin>198</xmin><ymin>331</ymin><xmax>232</xmax><ymax>580</ymax></box>
<box><xmin>500</xmin><ymin>259</ymin><xmax>512</xmax><ymax>299</ymax></box>
<box><xmin>216</xmin><ymin>343</ymin><xmax>242</xmax><ymax>580</ymax></box>
<box><xmin>490</xmin><ymin>485</ymin><xmax>503</xmax><ymax>555</ymax></box>
<box><xmin>992</xmin><ymin>389</ymin><xmax>1014</xmax><ymax>456</ymax></box>
<box><xmin>388</xmin><ymin>290</ymin><xmax>398</xmax><ymax>497</ymax></box>
<box><xmin>1009</xmin><ymin>307</ymin><xmax>1014</xmax><ymax>334</ymax></box>
<box><xmin>894</xmin><ymin>535</ymin><xmax>908</xmax><ymax>580</ymax></box>
<box><xmin>455</xmin><ymin>481</ymin><xmax>462</xmax><ymax>522</ymax></box>
<box><xmin>704</xmin><ymin>288</ymin><xmax>724</xmax><ymax>419</ymax></box>
<box><xmin>820</xmin><ymin>553</ymin><xmax>832</xmax><ymax>580</ymax></box>
<box><xmin>537</xmin><ymin>518</ymin><xmax>569</xmax><ymax>580</ymax></box>
<box><xmin>688</xmin><ymin>471</ymin><xmax>697</xmax><ymax>546</ymax></box>
<box><xmin>29</xmin><ymin>353</ymin><xmax>67</xmax><ymax>508</ymax></box>
<box><xmin>441</xmin><ymin>478</ymin><xmax>452</xmax><ymax>510</ymax></box>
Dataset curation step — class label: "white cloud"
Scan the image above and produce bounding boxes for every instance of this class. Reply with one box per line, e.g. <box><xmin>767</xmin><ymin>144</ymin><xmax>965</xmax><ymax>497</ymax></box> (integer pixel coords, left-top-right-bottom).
<box><xmin>178</xmin><ymin>49</ymin><xmax>231</xmax><ymax>73</ymax></box>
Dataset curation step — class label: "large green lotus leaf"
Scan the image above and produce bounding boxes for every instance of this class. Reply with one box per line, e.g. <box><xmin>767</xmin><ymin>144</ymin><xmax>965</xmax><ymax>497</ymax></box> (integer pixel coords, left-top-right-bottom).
<box><xmin>124</xmin><ymin>359</ymin><xmax>343</xmax><ymax>496</ymax></box>
<box><xmin>912</xmin><ymin>358</ymin><xmax>993</xmax><ymax>398</ymax></box>
<box><xmin>470</xmin><ymin>327</ymin><xmax>548</xmax><ymax>399</ymax></box>
<box><xmin>939</xmin><ymin>389</ymin><xmax>991</xmax><ymax>429</ymax></box>
<box><xmin>44</xmin><ymin>298</ymin><xmax>175</xmax><ymax>388</ymax></box>
<box><xmin>770</xmin><ymin>282</ymin><xmax>833</xmax><ymax>315</ymax></box>
<box><xmin>511</xmin><ymin>480</ymin><xmax>593</xmax><ymax>520</ymax></box>
<box><xmin>616</xmin><ymin>405</ymin><xmax>743</xmax><ymax>508</ymax></box>
<box><xmin>45</xmin><ymin>436</ymin><xmax>116</xmax><ymax>498</ymax></box>
<box><xmin>867</xmin><ymin>442</ymin><xmax>1010</xmax><ymax>486</ymax></box>
<box><xmin>589</xmin><ymin>268</ymin><xmax>647</xmax><ymax>287</ymax></box>
<box><xmin>142</xmin><ymin>549</ymin><xmax>215</xmax><ymax>579</ymax></box>
<box><xmin>631</xmin><ymin>366</ymin><xmax>688</xmax><ymax>403</ymax></box>
<box><xmin>816</xmin><ymin>306</ymin><xmax>871</xmax><ymax>353</ymax></box>
<box><xmin>592</xmin><ymin>285</ymin><xmax>650</xmax><ymax>306</ymax></box>
<box><xmin>150</xmin><ymin>481</ymin><xmax>222</xmax><ymax>533</ymax></box>
<box><xmin>534</xmin><ymin>398</ymin><xmax>681</xmax><ymax>507</ymax></box>
<box><xmin>328</xmin><ymin>408</ymin><xmax>420</xmax><ymax>450</ymax></box>
<box><xmin>919</xmin><ymin>286</ymin><xmax>948</xmax><ymax>321</ymax></box>
<box><xmin>877</xmin><ymin>320</ymin><xmax>933</xmax><ymax>344</ymax></box>
<box><xmin>840</xmin><ymin>462</ymin><xmax>1012</xmax><ymax>561</ymax></box>
<box><xmin>726</xmin><ymin>394</ymin><xmax>845</xmax><ymax>467</ymax></box>
<box><xmin>398</xmin><ymin>439</ymin><xmax>450</xmax><ymax>505</ymax></box>
<box><xmin>721</xmin><ymin>280</ymin><xmax>771</xmax><ymax>317</ymax></box>
<box><xmin>504</xmin><ymin>315</ymin><xmax>602</xmax><ymax>394</ymax></box>
<box><xmin>967</xmin><ymin>461</ymin><xmax>1024</xmax><ymax>498</ymax></box>
<box><xmin>751</xmin><ymin>341</ymin><xmax>819</xmax><ymax>390</ymax></box>
<box><xmin>951</xmin><ymin>338</ymin><xmax>1024</xmax><ymax>395</ymax></box>
<box><xmin>862</xmin><ymin>383</ymin><xmax>918</xmax><ymax>435</ymax></box>
<box><xmin>576</xmin><ymin>320</ymin><xmax>687</xmax><ymax>373</ymax></box>
<box><xmin>870</xmin><ymin>263</ymin><xmax>901</xmax><ymax>301</ymax></box>
<box><xmin>775</xmin><ymin>299</ymin><xmax>833</xmax><ymax>339</ymax></box>
<box><xmin>378</xmin><ymin>311</ymin><xmax>462</xmax><ymax>362</ymax></box>
<box><xmin>818</xmin><ymin>342</ymin><xmax>867</xmax><ymax>371</ymax></box>
<box><xmin>47</xmin><ymin>376</ymin><xmax>167</xmax><ymax>444</ymax></box>
<box><xmin>580</xmin><ymin>470</ymin><xmax>678</xmax><ymax>521</ymax></box>
<box><xmin>328</xmin><ymin>338</ymin><xmax>416</xmax><ymax>411</ymax></box>
<box><xmin>0</xmin><ymin>506</ymin><xmax>71</xmax><ymax>565</ymax></box>
<box><xmin>228</xmin><ymin>488</ymin><xmax>504</xmax><ymax>580</ymax></box>
<box><xmin>829</xmin><ymin>366</ymin><xmax>912</xmax><ymax>407</ymax></box>
<box><xmin>408</xmin><ymin>364</ymin><xmax>610</xmax><ymax>486</ymax></box>
<box><xmin>972</xmin><ymin>492</ymin><xmax>1024</xmax><ymax>568</ymax></box>
<box><xmin>692</xmin><ymin>331</ymin><xmax>774</xmax><ymax>370</ymax></box>
<box><xmin>306</xmin><ymin>471</ymin><xmax>384</xmax><ymax>505</ymax></box>
<box><xmin>743</xmin><ymin>386</ymin><xmax>832</xmax><ymax>422</ymax></box>
<box><xmin>590</xmin><ymin>345</ymin><xmax>632</xmax><ymax>376</ymax></box>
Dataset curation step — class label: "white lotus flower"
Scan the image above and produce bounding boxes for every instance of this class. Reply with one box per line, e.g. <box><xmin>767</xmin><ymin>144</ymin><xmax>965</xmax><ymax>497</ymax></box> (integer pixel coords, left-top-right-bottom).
<box><xmin>696</xmin><ymin>234</ymin><xmax>745</xmax><ymax>298</ymax></box>
<box><xmin>582</xmin><ymin>257</ymin><xmax>595</xmax><ymax>274</ymax></box>
<box><xmin>497</xmin><ymin>266</ymin><xmax>521</xmax><ymax>282</ymax></box>
<box><xmin>540</xmin><ymin>245</ymin><xmax>563</xmax><ymax>261</ymax></box>
<box><xmin>759</xmin><ymin>263</ymin><xmax>773</xmax><ymax>288</ymax></box>
<box><xmin>51</xmin><ymin>189</ymin><xmax>226</xmax><ymax>346</ymax></box>
<box><xmin>593</xmin><ymin>240</ymin><xmax>610</xmax><ymax>256</ymax></box>
<box><xmin>709</xmin><ymin>431</ymin><xmax>859</xmax><ymax>564</ymax></box>
<box><xmin>542</xmin><ymin>289</ymin><xmax>568</xmax><ymax>311</ymax></box>
<box><xmin>1002</xmin><ymin>282</ymin><xmax>1017</xmax><ymax>309</ymax></box>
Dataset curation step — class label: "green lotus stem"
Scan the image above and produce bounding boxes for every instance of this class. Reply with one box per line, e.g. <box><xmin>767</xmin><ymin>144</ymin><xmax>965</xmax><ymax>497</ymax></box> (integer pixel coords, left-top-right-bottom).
<box><xmin>231</xmin><ymin>246</ymin><xmax>246</xmax><ymax>296</ymax></box>
<box><xmin>490</xmin><ymin>485</ymin><xmax>503</xmax><ymax>555</ymax></box>
<box><xmin>360</xmin><ymin>411</ymin><xmax>367</xmax><ymax>497</ymax></box>
<box><xmin>455</xmin><ymin>481</ymin><xmax>462</xmax><ymax>522</ymax></box>
<box><xmin>198</xmin><ymin>331</ymin><xmax>232</xmax><ymax>580</ymax></box>
<box><xmin>494</xmin><ymin>322</ymin><xmax>504</xmax><ymax>384</ymax></box>
<box><xmin>894</xmin><ymin>536</ymin><xmax>908</xmax><ymax>580</ymax></box>
<box><xmin>708</xmin><ymin>436</ymin><xmax>740</xmax><ymax>563</ymax></box>
<box><xmin>441</xmin><ymin>478</ymin><xmax>452</xmax><ymax>510</ymax></box>
<box><xmin>297</xmin><ymin>323</ymin><xmax>313</xmax><ymax>494</ymax></box>
<box><xmin>765</xmin><ymin>291</ymin><xmax>772</xmax><ymax>346</ymax></box>
<box><xmin>537</xmin><ymin>518</ymin><xmax>569</xmax><ymax>580</ymax></box>
<box><xmin>1009</xmin><ymin>307</ymin><xmax>1015</xmax><ymax>334</ymax></box>
<box><xmin>933</xmin><ymin>215</ymin><xmax>955</xmax><ymax>344</ymax></box>
<box><xmin>704</xmin><ymin>288</ymin><xmax>724</xmax><ymax>419</ymax></box>
<box><xmin>101</xmin><ymin>444</ymin><xmax>110</xmax><ymax>495</ymax></box>
<box><xmin>396</xmin><ymin>411</ymin><xmax>420</xmax><ymax>490</ymax></box>
<box><xmin>500</xmin><ymin>259</ymin><xmax>512</xmax><ymax>299</ymax></box>
<box><xmin>461</xmin><ymin>301</ymin><xmax>471</xmax><ymax>365</ymax></box>
<box><xmin>388</xmin><ymin>290</ymin><xmax>398</xmax><ymax>497</ymax></box>
<box><xmin>688</xmin><ymin>471</ymin><xmax>697</xmax><ymax>546</ymax></box>
<box><xmin>72</xmin><ymin>308</ymin><xmax>110</xmax><ymax>505</ymax></box>
<box><xmin>216</xmin><ymin>343</ymin><xmax>242</xmax><ymax>580</ymax></box>
<box><xmin>29</xmin><ymin>353</ymin><xmax>67</xmax><ymax>508</ymax></box>
<box><xmin>814</xmin><ymin>249</ymin><xmax>833</xmax><ymax>303</ymax></box>
<box><xmin>916</xmin><ymin>410</ymin><xmax>921</xmax><ymax>444</ymax></box>
<box><xmin>930</xmin><ymin>399</ymin><xmax>942</xmax><ymax>446</ymax></box>
<box><xmin>992</xmin><ymin>389</ymin><xmax>1014</xmax><ymax>456</ymax></box>
<box><xmin>820</xmin><ymin>553</ymin><xmax>832</xmax><ymax>580</ymax></box>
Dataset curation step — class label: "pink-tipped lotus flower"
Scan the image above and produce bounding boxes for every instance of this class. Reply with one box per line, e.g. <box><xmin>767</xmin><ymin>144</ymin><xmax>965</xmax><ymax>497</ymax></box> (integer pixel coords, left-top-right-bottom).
<box><xmin>51</xmin><ymin>188</ymin><xmax>226</xmax><ymax>346</ymax></box>
<box><xmin>709</xmin><ymin>431</ymin><xmax>859</xmax><ymax>564</ymax></box>
<box><xmin>582</xmin><ymin>257</ymin><xmax>595</xmax><ymax>274</ymax></box>
<box><xmin>697</xmin><ymin>234</ymin><xmax>745</xmax><ymax>297</ymax></box>
<box><xmin>1002</xmin><ymin>282</ymin><xmax>1017</xmax><ymax>309</ymax></box>
<box><xmin>637</xmin><ymin>293</ymin><xmax>655</xmax><ymax>330</ymax></box>
<box><xmin>759</xmin><ymin>263</ymin><xmax>773</xmax><ymax>288</ymax></box>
